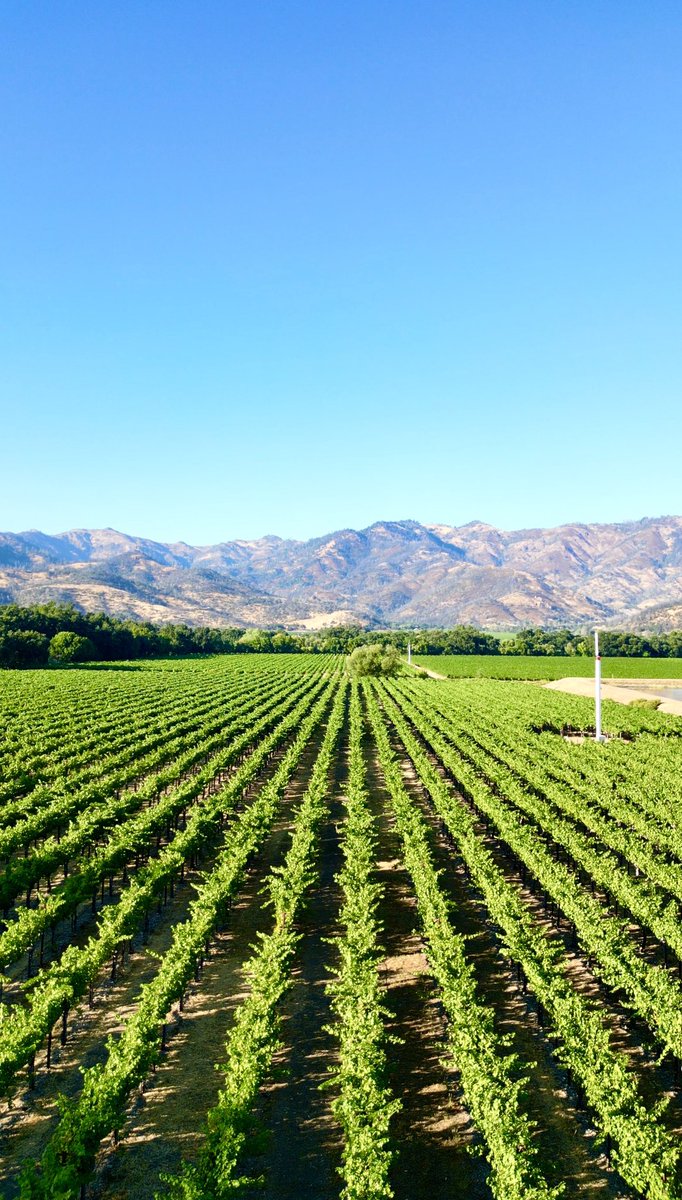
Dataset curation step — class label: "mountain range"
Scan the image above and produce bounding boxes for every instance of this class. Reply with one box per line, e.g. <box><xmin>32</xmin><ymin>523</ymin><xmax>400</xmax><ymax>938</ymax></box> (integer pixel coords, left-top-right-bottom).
<box><xmin>1</xmin><ymin>516</ymin><xmax>681</xmax><ymax>632</ymax></box>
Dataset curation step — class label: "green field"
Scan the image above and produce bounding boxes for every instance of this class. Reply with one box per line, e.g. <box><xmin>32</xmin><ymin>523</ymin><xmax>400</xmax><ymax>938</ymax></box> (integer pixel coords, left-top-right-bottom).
<box><xmin>415</xmin><ymin>653</ymin><xmax>682</xmax><ymax>680</ymax></box>
<box><xmin>2</xmin><ymin>655</ymin><xmax>682</xmax><ymax>1199</ymax></box>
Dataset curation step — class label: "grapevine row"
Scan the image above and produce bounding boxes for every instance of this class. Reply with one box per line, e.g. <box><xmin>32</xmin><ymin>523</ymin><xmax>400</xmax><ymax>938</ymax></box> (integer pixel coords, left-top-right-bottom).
<box><xmin>381</xmin><ymin>683</ymin><xmax>680</xmax><ymax>1200</ymax></box>
<box><xmin>0</xmin><ymin>664</ymin><xmax>323</xmax><ymax>973</ymax></box>
<box><xmin>0</xmin><ymin>666</ymin><xmax>285</xmax><ymax>867</ymax></box>
<box><xmin>0</xmin><ymin>663</ymin><xmax>317</xmax><ymax>924</ymax></box>
<box><xmin>364</xmin><ymin>682</ymin><xmax>560</xmax><ymax>1200</ymax></box>
<box><xmin>389</xmin><ymin>684</ymin><xmax>682</xmax><ymax>1062</ymax></box>
<box><xmin>0</xmin><ymin>662</ymin><xmax>255</xmax><ymax>811</ymax></box>
<box><xmin>396</xmin><ymin>681</ymin><xmax>682</xmax><ymax>961</ymax></box>
<box><xmin>160</xmin><ymin>680</ymin><xmax>348</xmax><ymax>1199</ymax></box>
<box><xmin>20</xmin><ymin>675</ymin><xmax>343</xmax><ymax>1200</ymax></box>
<box><xmin>323</xmin><ymin>682</ymin><xmax>399</xmax><ymax>1200</ymax></box>
<box><xmin>0</xmin><ymin>671</ymin><xmax>333</xmax><ymax>1094</ymax></box>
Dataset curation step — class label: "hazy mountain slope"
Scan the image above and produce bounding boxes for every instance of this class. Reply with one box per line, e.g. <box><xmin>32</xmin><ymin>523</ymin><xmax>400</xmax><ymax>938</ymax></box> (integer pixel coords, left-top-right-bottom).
<box><xmin>1</xmin><ymin>515</ymin><xmax>681</xmax><ymax>630</ymax></box>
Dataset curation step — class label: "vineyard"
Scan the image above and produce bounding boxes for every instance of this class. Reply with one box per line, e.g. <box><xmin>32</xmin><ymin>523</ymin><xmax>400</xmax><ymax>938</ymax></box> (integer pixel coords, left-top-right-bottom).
<box><xmin>1</xmin><ymin>657</ymin><xmax>682</xmax><ymax>1199</ymax></box>
<box><xmin>414</xmin><ymin>655</ymin><xmax>682</xmax><ymax>680</ymax></box>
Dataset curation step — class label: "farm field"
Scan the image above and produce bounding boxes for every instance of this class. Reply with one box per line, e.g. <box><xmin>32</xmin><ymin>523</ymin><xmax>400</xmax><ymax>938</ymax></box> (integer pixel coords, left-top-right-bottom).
<box><xmin>415</xmin><ymin>653</ymin><xmax>682</xmax><ymax>680</ymax></box>
<box><xmin>1</xmin><ymin>658</ymin><xmax>682</xmax><ymax>1198</ymax></box>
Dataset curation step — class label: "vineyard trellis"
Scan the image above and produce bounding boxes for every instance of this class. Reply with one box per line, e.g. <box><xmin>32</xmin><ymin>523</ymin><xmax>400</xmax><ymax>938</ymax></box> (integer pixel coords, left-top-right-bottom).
<box><xmin>0</xmin><ymin>655</ymin><xmax>680</xmax><ymax>1200</ymax></box>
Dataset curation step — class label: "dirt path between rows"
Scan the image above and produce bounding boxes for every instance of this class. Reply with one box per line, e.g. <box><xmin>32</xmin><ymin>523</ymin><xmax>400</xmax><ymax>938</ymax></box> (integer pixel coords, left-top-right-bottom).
<box><xmin>89</xmin><ymin>731</ymin><xmax>326</xmax><ymax>1199</ymax></box>
<box><xmin>366</xmin><ymin>737</ymin><xmax>490</xmax><ymax>1200</ymax></box>
<box><xmin>0</xmin><ymin>730</ymin><xmax>323</xmax><ymax>1199</ymax></box>
<box><xmin>389</xmin><ymin>703</ymin><xmax>682</xmax><ymax>1192</ymax></box>
<box><xmin>232</xmin><ymin>715</ymin><xmax>489</xmax><ymax>1200</ymax></box>
<box><xmin>545</xmin><ymin>677</ymin><xmax>682</xmax><ymax>715</ymax></box>
<box><xmin>236</xmin><ymin>744</ymin><xmax>347</xmax><ymax>1199</ymax></box>
<box><xmin>406</xmin><ymin>662</ymin><xmax>449</xmax><ymax>681</ymax></box>
<box><xmin>394</xmin><ymin>751</ymin><xmax>627</xmax><ymax>1199</ymax></box>
<box><xmin>0</xmin><ymin>871</ymin><xmax>199</xmax><ymax>1198</ymax></box>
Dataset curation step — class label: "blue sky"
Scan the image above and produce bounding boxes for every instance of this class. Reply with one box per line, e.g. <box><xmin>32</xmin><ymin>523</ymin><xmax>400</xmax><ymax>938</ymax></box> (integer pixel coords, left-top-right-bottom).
<box><xmin>2</xmin><ymin>2</ymin><xmax>681</xmax><ymax>545</ymax></box>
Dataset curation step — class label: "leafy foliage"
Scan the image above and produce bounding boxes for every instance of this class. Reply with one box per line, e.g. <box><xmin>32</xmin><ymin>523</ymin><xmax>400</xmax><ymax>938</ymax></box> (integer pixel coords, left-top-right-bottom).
<box><xmin>159</xmin><ymin>681</ymin><xmax>348</xmax><ymax>1198</ymax></box>
<box><xmin>381</xmin><ymin>680</ymin><xmax>680</xmax><ymax>1199</ymax></box>
<box><xmin>323</xmin><ymin>683</ymin><xmax>399</xmax><ymax>1199</ymax></box>
<box><xmin>4</xmin><ymin>656</ymin><xmax>682</xmax><ymax>1199</ymax></box>
<box><xmin>0</xmin><ymin>664</ymin><xmax>330</xmax><ymax>1096</ymax></box>
<box><xmin>19</xmin><ymin>676</ymin><xmax>342</xmax><ymax>1198</ymax></box>
<box><xmin>347</xmin><ymin>645</ymin><xmax>401</xmax><ymax>678</ymax></box>
<box><xmin>364</xmin><ymin>682</ymin><xmax>561</xmax><ymax>1200</ymax></box>
<box><xmin>48</xmin><ymin>632</ymin><xmax>96</xmax><ymax>663</ymax></box>
<box><xmin>417</xmin><ymin>654</ymin><xmax>682</xmax><ymax>679</ymax></box>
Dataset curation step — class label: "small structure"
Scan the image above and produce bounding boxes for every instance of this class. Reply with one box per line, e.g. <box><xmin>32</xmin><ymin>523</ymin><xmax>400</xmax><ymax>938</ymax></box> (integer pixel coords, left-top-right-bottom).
<box><xmin>594</xmin><ymin>629</ymin><xmax>607</xmax><ymax>743</ymax></box>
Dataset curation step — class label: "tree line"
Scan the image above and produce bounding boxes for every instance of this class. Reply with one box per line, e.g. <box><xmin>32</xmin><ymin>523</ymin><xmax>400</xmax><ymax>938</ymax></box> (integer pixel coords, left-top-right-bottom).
<box><xmin>0</xmin><ymin>603</ymin><xmax>681</xmax><ymax>668</ymax></box>
<box><xmin>0</xmin><ymin>605</ymin><xmax>245</xmax><ymax>668</ymax></box>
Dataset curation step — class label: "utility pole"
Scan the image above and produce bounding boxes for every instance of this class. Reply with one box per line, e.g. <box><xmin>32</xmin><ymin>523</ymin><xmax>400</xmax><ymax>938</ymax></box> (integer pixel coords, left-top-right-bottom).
<box><xmin>594</xmin><ymin>629</ymin><xmax>606</xmax><ymax>743</ymax></box>
<box><xmin>407</xmin><ymin>641</ymin><xmax>412</xmax><ymax>666</ymax></box>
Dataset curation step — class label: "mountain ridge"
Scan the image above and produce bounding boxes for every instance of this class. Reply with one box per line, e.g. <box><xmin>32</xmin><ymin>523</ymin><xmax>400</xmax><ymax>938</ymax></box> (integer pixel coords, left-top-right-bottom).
<box><xmin>1</xmin><ymin>515</ymin><xmax>681</xmax><ymax>631</ymax></box>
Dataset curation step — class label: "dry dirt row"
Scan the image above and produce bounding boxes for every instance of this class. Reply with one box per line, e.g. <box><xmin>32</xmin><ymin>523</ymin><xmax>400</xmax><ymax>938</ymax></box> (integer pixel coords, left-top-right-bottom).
<box><xmin>392</xmin><ymin>745</ymin><xmax>625</xmax><ymax>1199</ymax></box>
<box><xmin>384</xmin><ymin>699</ymin><xmax>682</xmax><ymax>1192</ymax></box>
<box><xmin>0</xmin><ymin>679</ymin><xmax>301</xmax><ymax>993</ymax></box>
<box><xmin>0</xmin><ymin>724</ymin><xmax>326</xmax><ymax>1199</ymax></box>
<box><xmin>5</xmin><ymin>692</ymin><xmax>678</xmax><ymax>1200</ymax></box>
<box><xmin>239</xmin><ymin>702</ymin><xmax>639</xmax><ymax>1200</ymax></box>
<box><xmin>199</xmin><ymin>717</ymin><xmax>491</xmax><ymax>1200</ymax></box>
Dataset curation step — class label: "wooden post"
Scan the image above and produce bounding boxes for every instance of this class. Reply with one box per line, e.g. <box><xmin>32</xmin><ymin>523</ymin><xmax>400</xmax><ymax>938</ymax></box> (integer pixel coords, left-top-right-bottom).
<box><xmin>595</xmin><ymin>630</ymin><xmax>606</xmax><ymax>743</ymax></box>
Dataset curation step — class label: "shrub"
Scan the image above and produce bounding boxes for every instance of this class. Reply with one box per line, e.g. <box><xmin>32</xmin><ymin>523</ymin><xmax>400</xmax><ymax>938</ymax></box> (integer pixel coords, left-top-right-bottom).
<box><xmin>628</xmin><ymin>697</ymin><xmax>661</xmax><ymax>710</ymax></box>
<box><xmin>347</xmin><ymin>643</ymin><xmax>402</xmax><ymax>678</ymax></box>
<box><xmin>49</xmin><ymin>631</ymin><xmax>97</xmax><ymax>664</ymax></box>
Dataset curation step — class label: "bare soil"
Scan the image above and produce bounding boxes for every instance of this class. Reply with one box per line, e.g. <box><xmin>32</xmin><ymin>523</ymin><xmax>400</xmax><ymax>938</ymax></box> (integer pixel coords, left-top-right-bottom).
<box><xmin>4</xmin><ymin>685</ymin><xmax>680</xmax><ymax>1200</ymax></box>
<box><xmin>366</xmin><ymin>739</ymin><xmax>490</xmax><ymax>1200</ymax></box>
<box><xmin>89</xmin><ymin>730</ymin><xmax>327</xmax><ymax>1199</ymax></box>
<box><xmin>0</xmin><ymin>730</ymin><xmax>323</xmax><ymax>1199</ymax></box>
<box><xmin>545</xmin><ymin>678</ymin><xmax>682</xmax><ymax>716</ymax></box>
<box><xmin>388</xmin><ymin>702</ymin><xmax>682</xmax><ymax>1192</ymax></box>
<box><xmin>236</xmin><ymin>765</ymin><xmax>346</xmax><ymax>1199</ymax></box>
<box><xmin>0</xmin><ymin>875</ymin><xmax>199</xmax><ymax>1198</ymax></box>
<box><xmin>394</xmin><ymin>751</ymin><xmax>625</xmax><ymax>1199</ymax></box>
<box><xmin>239</xmin><ymin>722</ymin><xmax>490</xmax><ymax>1200</ymax></box>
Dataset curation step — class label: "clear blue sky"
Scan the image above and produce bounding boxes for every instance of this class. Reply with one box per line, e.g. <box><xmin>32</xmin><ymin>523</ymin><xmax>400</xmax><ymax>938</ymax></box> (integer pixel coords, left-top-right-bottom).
<box><xmin>2</xmin><ymin>2</ymin><xmax>681</xmax><ymax>545</ymax></box>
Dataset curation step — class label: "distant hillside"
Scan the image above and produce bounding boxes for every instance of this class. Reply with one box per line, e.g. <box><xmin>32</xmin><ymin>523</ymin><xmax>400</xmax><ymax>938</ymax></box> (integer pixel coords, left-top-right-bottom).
<box><xmin>1</xmin><ymin>515</ymin><xmax>681</xmax><ymax>631</ymax></box>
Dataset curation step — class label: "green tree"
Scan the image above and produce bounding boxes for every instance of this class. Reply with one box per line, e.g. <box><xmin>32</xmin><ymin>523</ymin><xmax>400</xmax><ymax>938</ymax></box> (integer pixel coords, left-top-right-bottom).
<box><xmin>0</xmin><ymin>630</ymin><xmax>49</xmax><ymax>668</ymax></box>
<box><xmin>49</xmin><ymin>631</ymin><xmax>97</xmax><ymax>663</ymax></box>
<box><xmin>347</xmin><ymin>643</ymin><xmax>402</xmax><ymax>677</ymax></box>
<box><xmin>271</xmin><ymin>632</ymin><xmax>298</xmax><ymax>653</ymax></box>
<box><xmin>238</xmin><ymin>629</ymin><xmax>275</xmax><ymax>653</ymax></box>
